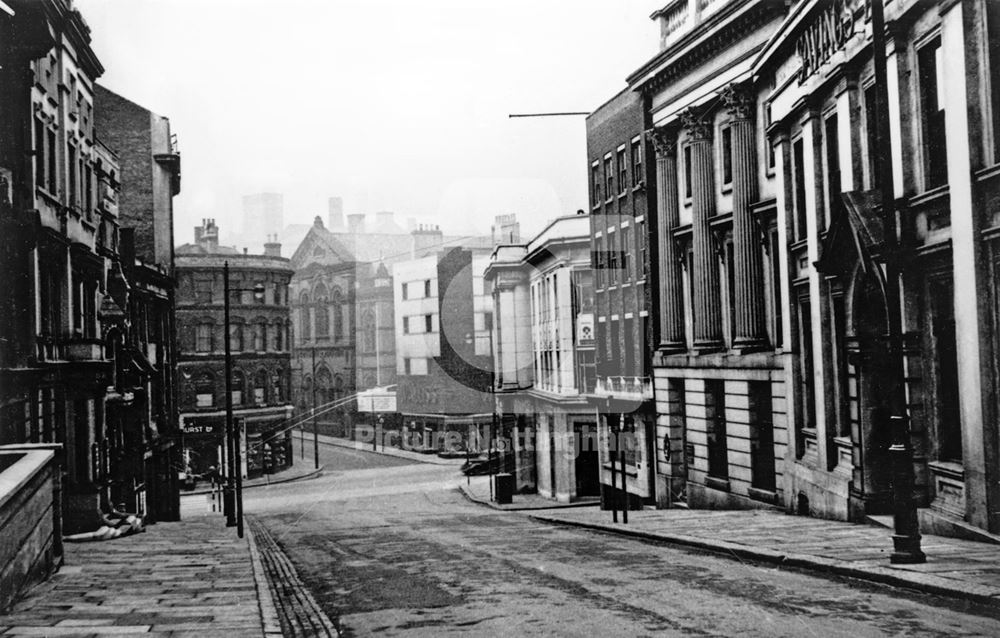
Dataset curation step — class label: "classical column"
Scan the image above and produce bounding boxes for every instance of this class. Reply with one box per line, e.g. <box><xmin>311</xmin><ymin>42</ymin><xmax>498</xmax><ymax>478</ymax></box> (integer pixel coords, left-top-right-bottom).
<box><xmin>722</xmin><ymin>84</ymin><xmax>766</xmax><ymax>349</ymax></box>
<box><xmin>649</xmin><ymin>127</ymin><xmax>685</xmax><ymax>352</ymax></box>
<box><xmin>682</xmin><ymin>108</ymin><xmax>723</xmax><ymax>350</ymax></box>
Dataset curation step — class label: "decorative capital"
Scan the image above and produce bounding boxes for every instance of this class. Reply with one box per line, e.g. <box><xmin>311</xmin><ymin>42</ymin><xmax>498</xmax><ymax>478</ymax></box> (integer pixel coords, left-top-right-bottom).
<box><xmin>646</xmin><ymin>128</ymin><xmax>676</xmax><ymax>157</ymax></box>
<box><xmin>680</xmin><ymin>108</ymin><xmax>712</xmax><ymax>142</ymax></box>
<box><xmin>722</xmin><ymin>83</ymin><xmax>754</xmax><ymax>121</ymax></box>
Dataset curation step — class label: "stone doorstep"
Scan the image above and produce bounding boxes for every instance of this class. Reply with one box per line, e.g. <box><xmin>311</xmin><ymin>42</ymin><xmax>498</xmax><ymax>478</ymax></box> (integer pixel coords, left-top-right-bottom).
<box><xmin>528</xmin><ymin>513</ymin><xmax>1000</xmax><ymax>607</ymax></box>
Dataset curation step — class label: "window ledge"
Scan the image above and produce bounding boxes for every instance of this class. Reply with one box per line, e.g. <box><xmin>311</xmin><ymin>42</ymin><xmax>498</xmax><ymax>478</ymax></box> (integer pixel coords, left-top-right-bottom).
<box><xmin>705</xmin><ymin>476</ymin><xmax>731</xmax><ymax>492</ymax></box>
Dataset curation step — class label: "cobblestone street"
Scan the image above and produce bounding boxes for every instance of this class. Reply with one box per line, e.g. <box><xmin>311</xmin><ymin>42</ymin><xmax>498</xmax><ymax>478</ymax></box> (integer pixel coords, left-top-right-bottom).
<box><xmin>249</xmin><ymin>442</ymin><xmax>1000</xmax><ymax>637</ymax></box>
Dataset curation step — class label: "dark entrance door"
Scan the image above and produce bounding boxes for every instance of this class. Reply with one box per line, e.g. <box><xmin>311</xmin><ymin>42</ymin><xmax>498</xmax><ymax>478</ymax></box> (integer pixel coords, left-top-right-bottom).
<box><xmin>851</xmin><ymin>275</ymin><xmax>894</xmax><ymax>515</ymax></box>
<box><xmin>573</xmin><ymin>422</ymin><xmax>600</xmax><ymax>497</ymax></box>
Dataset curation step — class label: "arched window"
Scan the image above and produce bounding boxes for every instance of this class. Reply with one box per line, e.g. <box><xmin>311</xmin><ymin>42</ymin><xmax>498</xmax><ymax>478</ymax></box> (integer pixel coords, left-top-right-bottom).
<box><xmin>231</xmin><ymin>369</ymin><xmax>245</xmax><ymax>405</ymax></box>
<box><xmin>196</xmin><ymin>321</ymin><xmax>213</xmax><ymax>352</ymax></box>
<box><xmin>273</xmin><ymin>368</ymin><xmax>284</xmax><ymax>402</ymax></box>
<box><xmin>332</xmin><ymin>290</ymin><xmax>343</xmax><ymax>340</ymax></box>
<box><xmin>361</xmin><ymin>311</ymin><xmax>376</xmax><ymax>352</ymax></box>
<box><xmin>254</xmin><ymin>318</ymin><xmax>267</xmax><ymax>351</ymax></box>
<box><xmin>301</xmin><ymin>375</ymin><xmax>312</xmax><ymax>410</ymax></box>
<box><xmin>194</xmin><ymin>371</ymin><xmax>214</xmax><ymax>407</ymax></box>
<box><xmin>254</xmin><ymin>369</ymin><xmax>268</xmax><ymax>405</ymax></box>
<box><xmin>229</xmin><ymin>320</ymin><xmax>244</xmax><ymax>352</ymax></box>
<box><xmin>274</xmin><ymin>319</ymin><xmax>284</xmax><ymax>351</ymax></box>
<box><xmin>316</xmin><ymin>366</ymin><xmax>332</xmax><ymax>407</ymax></box>
<box><xmin>299</xmin><ymin>292</ymin><xmax>311</xmax><ymax>343</ymax></box>
<box><xmin>315</xmin><ymin>284</ymin><xmax>329</xmax><ymax>338</ymax></box>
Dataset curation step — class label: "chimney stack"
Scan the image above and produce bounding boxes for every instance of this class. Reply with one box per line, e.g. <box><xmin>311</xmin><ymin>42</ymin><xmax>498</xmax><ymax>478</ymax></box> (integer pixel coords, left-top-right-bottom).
<box><xmin>263</xmin><ymin>233</ymin><xmax>282</xmax><ymax>257</ymax></box>
<box><xmin>491</xmin><ymin>214</ymin><xmax>521</xmax><ymax>245</ymax></box>
<box><xmin>194</xmin><ymin>218</ymin><xmax>219</xmax><ymax>252</ymax></box>
<box><xmin>346</xmin><ymin>213</ymin><xmax>365</xmax><ymax>234</ymax></box>
<box><xmin>328</xmin><ymin>197</ymin><xmax>344</xmax><ymax>229</ymax></box>
<box><xmin>411</xmin><ymin>223</ymin><xmax>444</xmax><ymax>258</ymax></box>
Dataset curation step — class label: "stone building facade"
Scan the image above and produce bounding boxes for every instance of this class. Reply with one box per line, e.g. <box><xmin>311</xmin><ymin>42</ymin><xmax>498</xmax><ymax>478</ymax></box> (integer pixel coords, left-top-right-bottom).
<box><xmin>754</xmin><ymin>0</ymin><xmax>1000</xmax><ymax>537</ymax></box>
<box><xmin>0</xmin><ymin>0</ymin><xmax>182</xmax><ymax>531</ymax></box>
<box><xmin>486</xmin><ymin>214</ymin><xmax>599</xmax><ymax>502</ymax></box>
<box><xmin>176</xmin><ymin>221</ymin><xmax>294</xmax><ymax>478</ymax></box>
<box><xmin>634</xmin><ymin>0</ymin><xmax>790</xmax><ymax>512</ymax></box>
<box><xmin>592</xmin><ymin>0</ymin><xmax>1000</xmax><ymax>541</ymax></box>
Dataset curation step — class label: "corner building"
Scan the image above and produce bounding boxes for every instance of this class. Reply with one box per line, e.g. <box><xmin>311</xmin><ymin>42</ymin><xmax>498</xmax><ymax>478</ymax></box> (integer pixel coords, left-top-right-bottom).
<box><xmin>175</xmin><ymin>220</ymin><xmax>294</xmax><ymax>478</ymax></box>
<box><xmin>755</xmin><ymin>0</ymin><xmax>1000</xmax><ymax>536</ymax></box>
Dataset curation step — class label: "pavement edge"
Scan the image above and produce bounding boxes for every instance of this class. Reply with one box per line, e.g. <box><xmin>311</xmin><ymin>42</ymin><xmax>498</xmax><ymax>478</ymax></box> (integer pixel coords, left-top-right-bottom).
<box><xmin>527</xmin><ymin>513</ymin><xmax>1000</xmax><ymax>609</ymax></box>
<box><xmin>187</xmin><ymin>465</ymin><xmax>325</xmax><ymax>496</ymax></box>
<box><xmin>457</xmin><ymin>484</ymin><xmax>601</xmax><ymax>511</ymax></box>
<box><xmin>245</xmin><ymin>519</ymin><xmax>284</xmax><ymax>638</ymax></box>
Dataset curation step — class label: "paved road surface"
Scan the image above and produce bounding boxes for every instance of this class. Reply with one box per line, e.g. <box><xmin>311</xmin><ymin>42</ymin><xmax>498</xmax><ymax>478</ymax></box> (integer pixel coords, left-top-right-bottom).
<box><xmin>245</xmin><ymin>445</ymin><xmax>1000</xmax><ymax>637</ymax></box>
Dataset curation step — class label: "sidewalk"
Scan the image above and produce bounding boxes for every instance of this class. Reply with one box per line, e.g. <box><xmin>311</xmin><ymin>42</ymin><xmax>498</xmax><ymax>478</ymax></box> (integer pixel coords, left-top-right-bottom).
<box><xmin>460</xmin><ymin>474</ymin><xmax>601</xmax><ymax>511</ymax></box>
<box><xmin>310</xmin><ymin>431</ymin><xmax>467</xmax><ymax>467</ymax></box>
<box><xmin>186</xmin><ymin>461</ymin><xmax>324</xmax><ymax>496</ymax></box>
<box><xmin>0</xmin><ymin>513</ymin><xmax>272</xmax><ymax>637</ymax></box>
<box><xmin>528</xmin><ymin>507</ymin><xmax>1000</xmax><ymax>607</ymax></box>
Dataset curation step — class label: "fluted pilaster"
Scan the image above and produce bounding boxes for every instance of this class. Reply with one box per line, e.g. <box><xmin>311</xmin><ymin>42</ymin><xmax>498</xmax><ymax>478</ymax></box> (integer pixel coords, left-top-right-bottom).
<box><xmin>723</xmin><ymin>84</ymin><xmax>767</xmax><ymax>349</ymax></box>
<box><xmin>649</xmin><ymin>127</ymin><xmax>685</xmax><ymax>351</ymax></box>
<box><xmin>682</xmin><ymin>108</ymin><xmax>723</xmax><ymax>350</ymax></box>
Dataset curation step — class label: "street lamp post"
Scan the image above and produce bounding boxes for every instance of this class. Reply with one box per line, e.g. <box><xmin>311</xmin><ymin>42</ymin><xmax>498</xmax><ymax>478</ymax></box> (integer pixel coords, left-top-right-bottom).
<box><xmin>870</xmin><ymin>0</ymin><xmax>924</xmax><ymax>564</ymax></box>
<box><xmin>222</xmin><ymin>261</ymin><xmax>264</xmax><ymax>539</ymax></box>
<box><xmin>311</xmin><ymin>345</ymin><xmax>319</xmax><ymax>469</ymax></box>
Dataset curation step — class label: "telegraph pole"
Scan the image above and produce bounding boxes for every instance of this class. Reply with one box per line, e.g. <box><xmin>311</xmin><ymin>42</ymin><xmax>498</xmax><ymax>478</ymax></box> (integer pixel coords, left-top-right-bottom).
<box><xmin>223</xmin><ymin>262</ymin><xmax>237</xmax><ymax>528</ymax></box>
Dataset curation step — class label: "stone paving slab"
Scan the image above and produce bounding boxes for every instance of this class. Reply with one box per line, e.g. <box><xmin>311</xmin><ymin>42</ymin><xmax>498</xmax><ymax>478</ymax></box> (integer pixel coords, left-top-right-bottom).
<box><xmin>0</xmin><ymin>514</ymin><xmax>267</xmax><ymax>637</ymax></box>
<box><xmin>527</xmin><ymin>507</ymin><xmax>1000</xmax><ymax>607</ymax></box>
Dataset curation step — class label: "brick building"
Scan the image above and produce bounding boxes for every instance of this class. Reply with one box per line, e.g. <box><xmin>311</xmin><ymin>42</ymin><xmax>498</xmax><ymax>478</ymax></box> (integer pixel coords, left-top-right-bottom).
<box><xmin>585</xmin><ymin>87</ymin><xmax>658</xmax><ymax>510</ymax></box>
<box><xmin>176</xmin><ymin>221</ymin><xmax>294</xmax><ymax>479</ymax></box>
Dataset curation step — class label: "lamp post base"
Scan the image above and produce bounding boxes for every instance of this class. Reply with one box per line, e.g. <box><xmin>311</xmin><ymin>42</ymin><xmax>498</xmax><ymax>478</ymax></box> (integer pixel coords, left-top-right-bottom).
<box><xmin>891</xmin><ymin>534</ymin><xmax>926</xmax><ymax>564</ymax></box>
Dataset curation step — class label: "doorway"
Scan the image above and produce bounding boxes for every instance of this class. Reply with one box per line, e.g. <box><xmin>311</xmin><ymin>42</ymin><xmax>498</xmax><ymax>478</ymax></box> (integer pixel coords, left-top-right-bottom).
<box><xmin>573</xmin><ymin>422</ymin><xmax>600</xmax><ymax>497</ymax></box>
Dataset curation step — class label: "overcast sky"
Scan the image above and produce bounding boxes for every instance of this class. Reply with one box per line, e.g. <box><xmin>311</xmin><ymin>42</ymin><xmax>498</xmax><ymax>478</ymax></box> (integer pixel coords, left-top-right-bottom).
<box><xmin>77</xmin><ymin>0</ymin><xmax>664</xmax><ymax>247</ymax></box>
